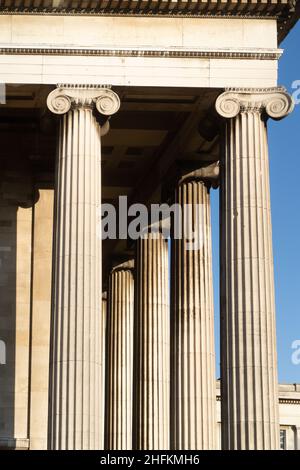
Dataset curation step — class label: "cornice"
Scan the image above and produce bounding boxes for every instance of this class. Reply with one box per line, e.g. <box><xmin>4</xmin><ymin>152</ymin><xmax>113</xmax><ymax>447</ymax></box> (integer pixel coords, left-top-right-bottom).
<box><xmin>0</xmin><ymin>0</ymin><xmax>294</xmax><ymax>18</ymax></box>
<box><xmin>216</xmin><ymin>395</ymin><xmax>300</xmax><ymax>405</ymax></box>
<box><xmin>0</xmin><ymin>0</ymin><xmax>297</xmax><ymax>41</ymax></box>
<box><xmin>0</xmin><ymin>46</ymin><xmax>282</xmax><ymax>61</ymax></box>
<box><xmin>0</xmin><ymin>11</ymin><xmax>281</xmax><ymax>18</ymax></box>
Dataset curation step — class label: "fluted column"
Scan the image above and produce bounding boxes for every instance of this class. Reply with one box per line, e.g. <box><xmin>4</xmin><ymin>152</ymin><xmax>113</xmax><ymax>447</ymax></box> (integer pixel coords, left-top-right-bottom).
<box><xmin>296</xmin><ymin>426</ymin><xmax>300</xmax><ymax>450</ymax></box>
<box><xmin>47</xmin><ymin>85</ymin><xmax>120</xmax><ymax>450</ymax></box>
<box><xmin>105</xmin><ymin>260</ymin><xmax>134</xmax><ymax>450</ymax></box>
<box><xmin>133</xmin><ymin>232</ymin><xmax>170</xmax><ymax>449</ymax></box>
<box><xmin>100</xmin><ymin>292</ymin><xmax>107</xmax><ymax>450</ymax></box>
<box><xmin>215</xmin><ymin>88</ymin><xmax>294</xmax><ymax>449</ymax></box>
<box><xmin>170</xmin><ymin>165</ymin><xmax>218</xmax><ymax>450</ymax></box>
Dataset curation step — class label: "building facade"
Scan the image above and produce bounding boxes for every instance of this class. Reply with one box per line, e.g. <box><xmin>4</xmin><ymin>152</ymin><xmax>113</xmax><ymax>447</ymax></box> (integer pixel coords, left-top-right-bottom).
<box><xmin>215</xmin><ymin>382</ymin><xmax>300</xmax><ymax>450</ymax></box>
<box><xmin>0</xmin><ymin>0</ymin><xmax>299</xmax><ymax>450</ymax></box>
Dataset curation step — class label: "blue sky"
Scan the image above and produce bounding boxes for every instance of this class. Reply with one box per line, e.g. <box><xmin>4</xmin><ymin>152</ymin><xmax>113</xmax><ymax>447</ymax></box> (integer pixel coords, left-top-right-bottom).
<box><xmin>211</xmin><ymin>21</ymin><xmax>300</xmax><ymax>383</ymax></box>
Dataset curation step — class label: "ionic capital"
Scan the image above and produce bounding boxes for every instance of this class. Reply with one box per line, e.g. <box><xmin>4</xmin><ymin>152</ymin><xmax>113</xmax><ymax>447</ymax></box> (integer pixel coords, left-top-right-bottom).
<box><xmin>111</xmin><ymin>259</ymin><xmax>134</xmax><ymax>274</ymax></box>
<box><xmin>47</xmin><ymin>84</ymin><xmax>120</xmax><ymax>117</ymax></box>
<box><xmin>162</xmin><ymin>162</ymin><xmax>220</xmax><ymax>203</ymax></box>
<box><xmin>215</xmin><ymin>87</ymin><xmax>294</xmax><ymax>120</ymax></box>
<box><xmin>178</xmin><ymin>162</ymin><xmax>220</xmax><ymax>189</ymax></box>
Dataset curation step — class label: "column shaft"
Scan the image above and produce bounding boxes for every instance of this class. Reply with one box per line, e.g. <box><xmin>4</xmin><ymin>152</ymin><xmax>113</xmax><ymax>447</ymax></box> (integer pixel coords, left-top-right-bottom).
<box><xmin>49</xmin><ymin>107</ymin><xmax>102</xmax><ymax>449</ymax></box>
<box><xmin>100</xmin><ymin>293</ymin><xmax>107</xmax><ymax>450</ymax></box>
<box><xmin>105</xmin><ymin>262</ymin><xmax>134</xmax><ymax>450</ymax></box>
<box><xmin>296</xmin><ymin>426</ymin><xmax>300</xmax><ymax>450</ymax></box>
<box><xmin>171</xmin><ymin>178</ymin><xmax>216</xmax><ymax>450</ymax></box>
<box><xmin>133</xmin><ymin>233</ymin><xmax>170</xmax><ymax>449</ymax></box>
<box><xmin>47</xmin><ymin>85</ymin><xmax>120</xmax><ymax>450</ymax></box>
<box><xmin>220</xmin><ymin>111</ymin><xmax>279</xmax><ymax>449</ymax></box>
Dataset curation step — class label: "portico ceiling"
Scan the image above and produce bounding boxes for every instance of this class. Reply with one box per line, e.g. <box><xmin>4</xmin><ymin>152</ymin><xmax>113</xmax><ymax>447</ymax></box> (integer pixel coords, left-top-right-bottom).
<box><xmin>0</xmin><ymin>84</ymin><xmax>219</xmax><ymax>196</ymax></box>
<box><xmin>0</xmin><ymin>83</ymin><xmax>220</xmax><ymax>275</ymax></box>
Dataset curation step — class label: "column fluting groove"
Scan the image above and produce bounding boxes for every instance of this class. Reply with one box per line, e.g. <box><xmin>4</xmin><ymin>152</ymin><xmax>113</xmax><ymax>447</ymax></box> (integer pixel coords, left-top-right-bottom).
<box><xmin>105</xmin><ymin>261</ymin><xmax>134</xmax><ymax>450</ymax></box>
<box><xmin>170</xmin><ymin>172</ymin><xmax>217</xmax><ymax>450</ymax></box>
<box><xmin>47</xmin><ymin>85</ymin><xmax>120</xmax><ymax>450</ymax></box>
<box><xmin>216</xmin><ymin>88</ymin><xmax>294</xmax><ymax>450</ymax></box>
<box><xmin>133</xmin><ymin>232</ymin><xmax>170</xmax><ymax>449</ymax></box>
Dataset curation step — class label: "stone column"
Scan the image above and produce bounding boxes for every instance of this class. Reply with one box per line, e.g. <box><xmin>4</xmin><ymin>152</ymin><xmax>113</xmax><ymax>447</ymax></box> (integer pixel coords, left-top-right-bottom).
<box><xmin>105</xmin><ymin>260</ymin><xmax>134</xmax><ymax>450</ymax></box>
<box><xmin>215</xmin><ymin>88</ymin><xmax>294</xmax><ymax>450</ymax></box>
<box><xmin>47</xmin><ymin>85</ymin><xmax>120</xmax><ymax>450</ymax></box>
<box><xmin>295</xmin><ymin>426</ymin><xmax>300</xmax><ymax>450</ymax></box>
<box><xmin>100</xmin><ymin>292</ymin><xmax>107</xmax><ymax>450</ymax></box>
<box><xmin>133</xmin><ymin>232</ymin><xmax>170</xmax><ymax>450</ymax></box>
<box><xmin>170</xmin><ymin>164</ymin><xmax>218</xmax><ymax>450</ymax></box>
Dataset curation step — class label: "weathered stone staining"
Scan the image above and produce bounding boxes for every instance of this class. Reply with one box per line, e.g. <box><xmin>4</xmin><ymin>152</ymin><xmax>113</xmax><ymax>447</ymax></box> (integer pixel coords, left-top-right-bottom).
<box><xmin>105</xmin><ymin>260</ymin><xmax>135</xmax><ymax>450</ymax></box>
<box><xmin>215</xmin><ymin>88</ymin><xmax>294</xmax><ymax>450</ymax></box>
<box><xmin>47</xmin><ymin>85</ymin><xmax>120</xmax><ymax>450</ymax></box>
<box><xmin>133</xmin><ymin>232</ymin><xmax>170</xmax><ymax>450</ymax></box>
<box><xmin>170</xmin><ymin>167</ymin><xmax>218</xmax><ymax>450</ymax></box>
